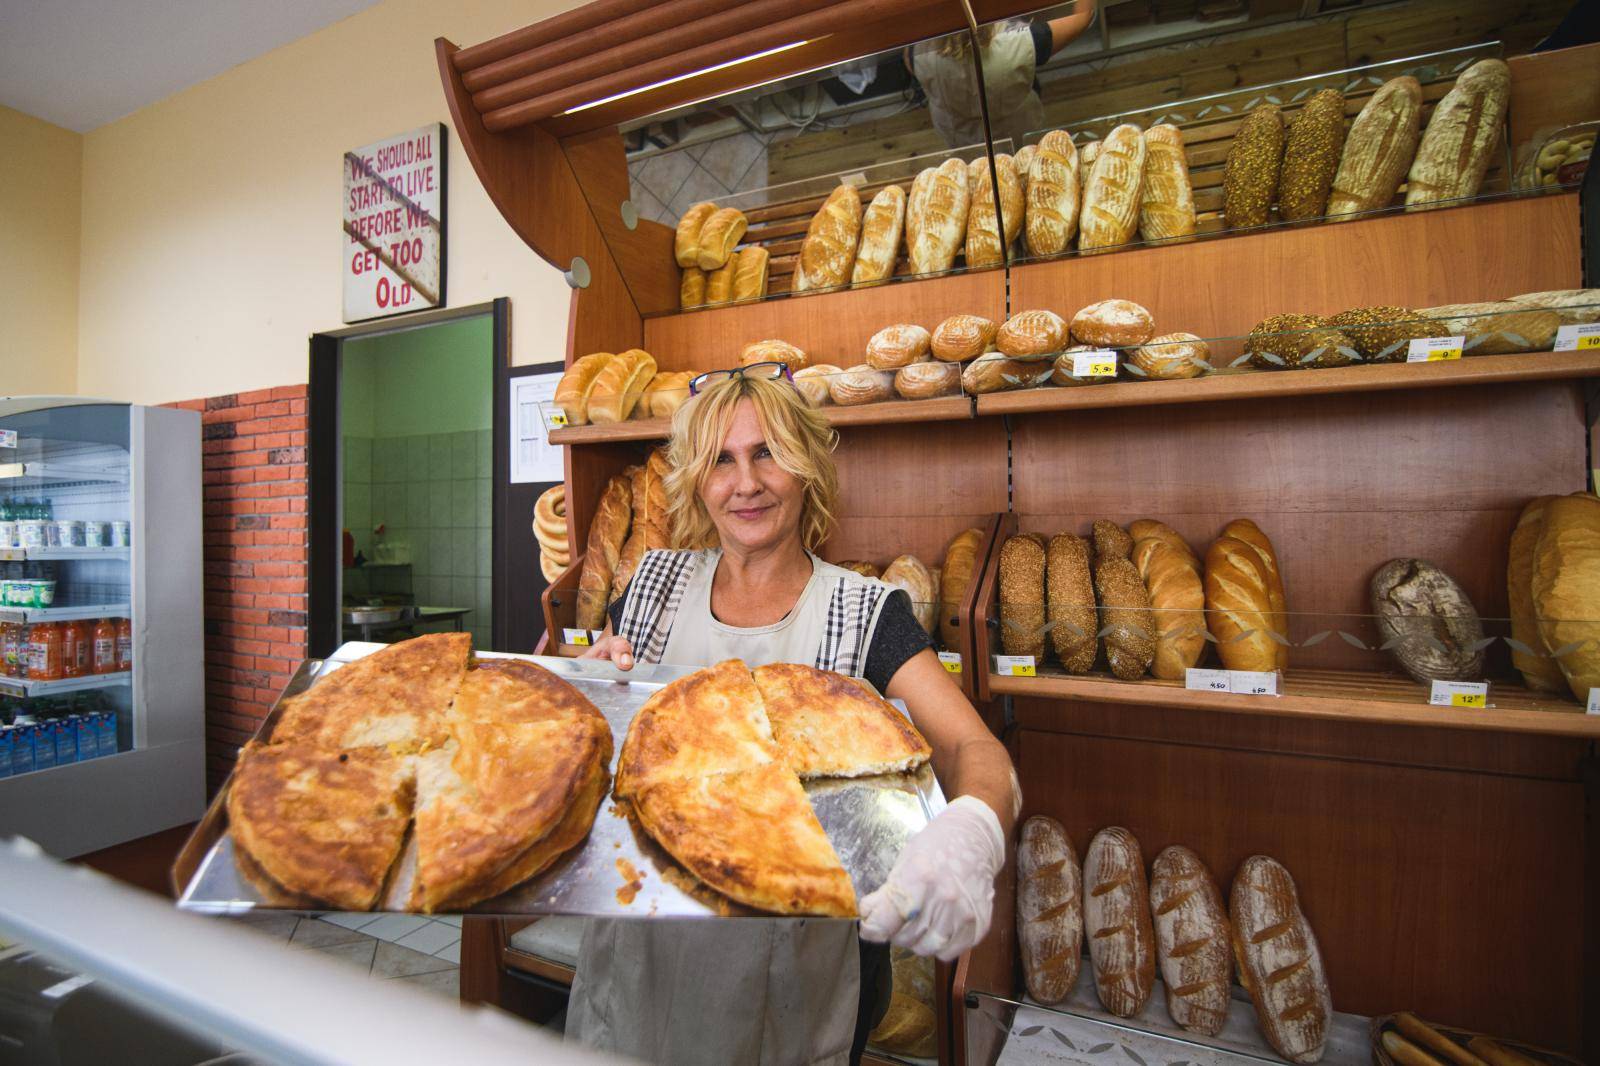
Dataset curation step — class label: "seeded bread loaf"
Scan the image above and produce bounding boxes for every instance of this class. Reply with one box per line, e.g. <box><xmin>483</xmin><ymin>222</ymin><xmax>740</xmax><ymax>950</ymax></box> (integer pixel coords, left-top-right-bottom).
<box><xmin>1000</xmin><ymin>534</ymin><xmax>1047</xmax><ymax>659</ymax></box>
<box><xmin>1047</xmin><ymin>534</ymin><xmax>1097</xmax><ymax>673</ymax></box>
<box><xmin>1278</xmin><ymin>89</ymin><xmax>1346</xmax><ymax>222</ymax></box>
<box><xmin>1327</xmin><ymin>306</ymin><xmax>1434</xmax><ymax>362</ymax></box>
<box><xmin>1245</xmin><ymin>313</ymin><xmax>1357</xmax><ymax>370</ymax></box>
<box><xmin>1223</xmin><ymin>105</ymin><xmax>1285</xmax><ymax>229</ymax></box>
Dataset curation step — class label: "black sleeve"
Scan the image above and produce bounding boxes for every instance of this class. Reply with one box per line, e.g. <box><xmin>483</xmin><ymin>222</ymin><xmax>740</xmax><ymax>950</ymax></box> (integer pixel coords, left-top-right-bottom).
<box><xmin>864</xmin><ymin>589</ymin><xmax>935</xmax><ymax>695</ymax></box>
<box><xmin>607</xmin><ymin>595</ymin><xmax>625</xmax><ymax>634</ymax></box>
<box><xmin>1030</xmin><ymin>19</ymin><xmax>1053</xmax><ymax>66</ymax></box>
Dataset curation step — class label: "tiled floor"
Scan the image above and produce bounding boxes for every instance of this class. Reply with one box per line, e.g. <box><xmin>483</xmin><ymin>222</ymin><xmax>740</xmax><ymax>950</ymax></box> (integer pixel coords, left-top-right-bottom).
<box><xmin>227</xmin><ymin>911</ymin><xmax>461</xmax><ymax>997</ymax></box>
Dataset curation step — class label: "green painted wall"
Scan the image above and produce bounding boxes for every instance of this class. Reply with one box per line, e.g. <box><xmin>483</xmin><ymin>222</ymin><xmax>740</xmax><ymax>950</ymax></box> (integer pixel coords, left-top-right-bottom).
<box><xmin>341</xmin><ymin>315</ymin><xmax>492</xmax><ymax>438</ymax></box>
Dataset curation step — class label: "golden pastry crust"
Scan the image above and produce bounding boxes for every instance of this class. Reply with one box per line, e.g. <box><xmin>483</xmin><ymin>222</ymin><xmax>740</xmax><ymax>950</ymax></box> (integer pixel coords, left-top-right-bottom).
<box><xmin>227</xmin><ymin>741</ymin><xmax>414</xmax><ymax>911</ymax></box>
<box><xmin>613</xmin><ymin>658</ymin><xmax>780</xmax><ymax>799</ymax></box>
<box><xmin>753</xmin><ymin>662</ymin><xmax>931</xmax><ymax>778</ymax></box>
<box><xmin>633</xmin><ymin>762</ymin><xmax>857</xmax><ymax>917</ymax></box>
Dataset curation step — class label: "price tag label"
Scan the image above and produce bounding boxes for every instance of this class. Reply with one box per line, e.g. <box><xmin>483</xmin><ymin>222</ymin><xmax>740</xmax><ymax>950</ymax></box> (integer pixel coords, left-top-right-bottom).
<box><xmin>937</xmin><ymin>651</ymin><xmax>963</xmax><ymax>674</ymax></box>
<box><xmin>1554</xmin><ymin>323</ymin><xmax>1600</xmax><ymax>351</ymax></box>
<box><xmin>1071</xmin><ymin>350</ymin><xmax>1119</xmax><ymax>378</ymax></box>
<box><xmin>562</xmin><ymin>628</ymin><xmax>595</xmax><ymax>646</ymax></box>
<box><xmin>1185</xmin><ymin>668</ymin><xmax>1279</xmax><ymax>695</ymax></box>
<box><xmin>1587</xmin><ymin>688</ymin><xmax>1599</xmax><ymax>715</ymax></box>
<box><xmin>993</xmin><ymin>655</ymin><xmax>1036</xmax><ymax>677</ymax></box>
<box><xmin>541</xmin><ymin>405</ymin><xmax>569</xmax><ymax>434</ymax></box>
<box><xmin>1406</xmin><ymin>336</ymin><xmax>1465</xmax><ymax>362</ymax></box>
<box><xmin>0</xmin><ymin>430</ymin><xmax>15</xmax><ymax>449</ymax></box>
<box><xmin>1429</xmin><ymin>680</ymin><xmax>1488</xmax><ymax>708</ymax></box>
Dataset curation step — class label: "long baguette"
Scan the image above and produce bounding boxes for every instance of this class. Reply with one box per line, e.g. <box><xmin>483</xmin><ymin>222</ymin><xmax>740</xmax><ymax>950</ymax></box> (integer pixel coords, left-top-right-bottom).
<box><xmin>1384</xmin><ymin>1032</ymin><xmax>1450</xmax><ymax>1066</ymax></box>
<box><xmin>1393</xmin><ymin>1013</ymin><xmax>1489</xmax><ymax>1066</ymax></box>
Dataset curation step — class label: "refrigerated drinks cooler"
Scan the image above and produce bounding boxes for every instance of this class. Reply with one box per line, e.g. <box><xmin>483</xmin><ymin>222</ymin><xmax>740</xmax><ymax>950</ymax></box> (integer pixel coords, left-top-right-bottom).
<box><xmin>0</xmin><ymin>398</ymin><xmax>203</xmax><ymax>856</ymax></box>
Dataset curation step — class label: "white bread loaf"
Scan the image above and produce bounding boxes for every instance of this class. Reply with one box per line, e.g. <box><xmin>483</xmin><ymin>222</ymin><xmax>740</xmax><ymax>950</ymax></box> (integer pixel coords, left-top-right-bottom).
<box><xmin>1328</xmin><ymin>77</ymin><xmax>1422</xmax><ymax>218</ymax></box>
<box><xmin>851</xmin><ymin>184</ymin><xmax>906</xmax><ymax>289</ymax></box>
<box><xmin>1080</xmin><ymin>124</ymin><xmax>1146</xmax><ymax>253</ymax></box>
<box><xmin>1405</xmin><ymin>59</ymin><xmax>1510</xmax><ymax>210</ymax></box>
<box><xmin>1139</xmin><ymin>124</ymin><xmax>1195</xmax><ymax>241</ymax></box>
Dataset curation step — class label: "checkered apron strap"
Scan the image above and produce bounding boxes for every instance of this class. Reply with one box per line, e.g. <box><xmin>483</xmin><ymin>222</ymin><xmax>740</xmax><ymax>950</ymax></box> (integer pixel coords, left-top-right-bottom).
<box><xmin>616</xmin><ymin>549</ymin><xmax>700</xmax><ymax>665</ymax></box>
<box><xmin>814</xmin><ymin>577</ymin><xmax>888</xmax><ymax>677</ymax></box>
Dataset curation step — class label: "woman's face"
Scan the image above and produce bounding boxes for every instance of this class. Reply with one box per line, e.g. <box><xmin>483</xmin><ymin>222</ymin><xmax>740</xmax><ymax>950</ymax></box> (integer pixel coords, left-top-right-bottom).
<box><xmin>701</xmin><ymin>399</ymin><xmax>805</xmax><ymax>555</ymax></box>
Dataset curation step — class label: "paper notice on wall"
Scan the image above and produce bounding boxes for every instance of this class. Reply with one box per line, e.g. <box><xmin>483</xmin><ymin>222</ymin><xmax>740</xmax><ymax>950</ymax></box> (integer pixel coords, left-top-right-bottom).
<box><xmin>510</xmin><ymin>373</ymin><xmax>565</xmax><ymax>483</ymax></box>
<box><xmin>343</xmin><ymin>123</ymin><xmax>446</xmax><ymax>322</ymax></box>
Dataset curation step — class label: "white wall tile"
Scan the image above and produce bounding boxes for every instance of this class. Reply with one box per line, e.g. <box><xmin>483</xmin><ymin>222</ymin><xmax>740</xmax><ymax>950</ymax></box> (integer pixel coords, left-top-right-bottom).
<box><xmin>450</xmin><ymin>480</ymin><xmax>474</xmax><ymax>528</ymax></box>
<box><xmin>407</xmin><ymin>482</ymin><xmax>429</xmax><ymax>527</ymax></box>
<box><xmin>452</xmin><ymin>576</ymin><xmax>476</xmax><ymax>612</ymax></box>
<box><xmin>452</xmin><ymin>527</ymin><xmax>476</xmax><ymax>577</ymax></box>
<box><xmin>475</xmin><ymin>527</ymin><xmax>491</xmax><ymax>578</ymax></box>
<box><xmin>475</xmin><ymin>478</ymin><xmax>491</xmax><ymax>528</ymax></box>
<box><xmin>427</xmin><ymin>480</ymin><xmax>451</xmax><ymax>526</ymax></box>
<box><xmin>451</xmin><ymin>431</ymin><xmax>475</xmax><ymax>479</ymax></box>
<box><xmin>476</xmin><ymin>429</ymin><xmax>492</xmax><ymax>477</ymax></box>
<box><xmin>406</xmin><ymin>434</ymin><xmax>429</xmax><ymax>476</ymax></box>
<box><xmin>428</xmin><ymin>433</ymin><xmax>451</xmax><ymax>482</ymax></box>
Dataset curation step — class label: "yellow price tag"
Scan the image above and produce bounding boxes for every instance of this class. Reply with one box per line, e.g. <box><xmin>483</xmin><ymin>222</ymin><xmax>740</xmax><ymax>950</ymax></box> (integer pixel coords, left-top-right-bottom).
<box><xmin>1451</xmin><ymin>691</ymin><xmax>1485</xmax><ymax>708</ymax></box>
<box><xmin>1010</xmin><ymin>662</ymin><xmax>1035</xmax><ymax>677</ymax></box>
<box><xmin>549</xmin><ymin>412</ymin><xmax>568</xmax><ymax>427</ymax></box>
<box><xmin>562</xmin><ymin>628</ymin><xmax>592</xmax><ymax>646</ymax></box>
<box><xmin>1580</xmin><ymin>333</ymin><xmax>1600</xmax><ymax>351</ymax></box>
<box><xmin>994</xmin><ymin>655</ymin><xmax>1036</xmax><ymax>676</ymax></box>
<box><xmin>937</xmin><ymin>652</ymin><xmax>962</xmax><ymax>674</ymax></box>
<box><xmin>1425</xmin><ymin>348</ymin><xmax>1461</xmax><ymax>362</ymax></box>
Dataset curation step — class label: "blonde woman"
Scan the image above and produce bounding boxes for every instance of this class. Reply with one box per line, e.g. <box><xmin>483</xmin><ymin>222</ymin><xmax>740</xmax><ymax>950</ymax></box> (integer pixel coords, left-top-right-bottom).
<box><xmin>570</xmin><ymin>364</ymin><xmax>1017</xmax><ymax>1066</ymax></box>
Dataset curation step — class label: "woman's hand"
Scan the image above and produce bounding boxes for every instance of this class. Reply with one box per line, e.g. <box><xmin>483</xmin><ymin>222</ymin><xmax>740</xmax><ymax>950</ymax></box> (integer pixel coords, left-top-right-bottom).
<box><xmin>579</xmin><ymin>634</ymin><xmax>635</xmax><ymax>671</ymax></box>
<box><xmin>858</xmin><ymin>795</ymin><xmax>1005</xmax><ymax>960</ymax></box>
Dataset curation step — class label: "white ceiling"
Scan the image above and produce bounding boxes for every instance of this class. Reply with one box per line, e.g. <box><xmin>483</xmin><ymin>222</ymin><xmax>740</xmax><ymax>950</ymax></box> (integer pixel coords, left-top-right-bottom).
<box><xmin>0</xmin><ymin>0</ymin><xmax>383</xmax><ymax>132</ymax></box>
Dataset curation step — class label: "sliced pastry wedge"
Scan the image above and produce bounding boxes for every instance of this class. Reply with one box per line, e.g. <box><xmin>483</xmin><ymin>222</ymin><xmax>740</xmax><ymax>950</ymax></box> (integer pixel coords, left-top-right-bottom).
<box><xmin>753</xmin><ymin>662</ymin><xmax>931</xmax><ymax>778</ymax></box>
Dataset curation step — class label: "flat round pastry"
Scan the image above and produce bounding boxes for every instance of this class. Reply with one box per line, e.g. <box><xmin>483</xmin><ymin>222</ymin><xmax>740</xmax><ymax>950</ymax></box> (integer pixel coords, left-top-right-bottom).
<box><xmin>752</xmin><ymin>661</ymin><xmax>931</xmax><ymax>778</ymax></box>
<box><xmin>227</xmin><ymin>741</ymin><xmax>414</xmax><ymax>911</ymax></box>
<box><xmin>614</xmin><ymin>658</ymin><xmax>781</xmax><ymax>799</ymax></box>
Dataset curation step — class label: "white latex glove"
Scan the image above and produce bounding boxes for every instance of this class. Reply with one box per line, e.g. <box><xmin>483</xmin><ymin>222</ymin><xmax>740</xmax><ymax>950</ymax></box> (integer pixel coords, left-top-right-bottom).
<box><xmin>858</xmin><ymin>795</ymin><xmax>1005</xmax><ymax>961</ymax></box>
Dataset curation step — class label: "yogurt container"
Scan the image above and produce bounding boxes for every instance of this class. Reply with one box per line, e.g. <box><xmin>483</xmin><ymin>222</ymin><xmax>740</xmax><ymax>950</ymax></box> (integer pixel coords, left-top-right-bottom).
<box><xmin>17</xmin><ymin>520</ymin><xmax>47</xmax><ymax>551</ymax></box>
<box><xmin>54</xmin><ymin>520</ymin><xmax>84</xmax><ymax>548</ymax></box>
<box><xmin>110</xmin><ymin>520</ymin><xmax>130</xmax><ymax>548</ymax></box>
<box><xmin>29</xmin><ymin>580</ymin><xmax>55</xmax><ymax>607</ymax></box>
<box><xmin>0</xmin><ymin>520</ymin><xmax>15</xmax><ymax>549</ymax></box>
<box><xmin>83</xmin><ymin>521</ymin><xmax>109</xmax><ymax>548</ymax></box>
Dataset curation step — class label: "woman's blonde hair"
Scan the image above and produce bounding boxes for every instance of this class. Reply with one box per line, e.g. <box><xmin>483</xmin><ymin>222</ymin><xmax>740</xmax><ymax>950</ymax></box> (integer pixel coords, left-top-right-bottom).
<box><xmin>664</xmin><ymin>373</ymin><xmax>839</xmax><ymax>553</ymax></box>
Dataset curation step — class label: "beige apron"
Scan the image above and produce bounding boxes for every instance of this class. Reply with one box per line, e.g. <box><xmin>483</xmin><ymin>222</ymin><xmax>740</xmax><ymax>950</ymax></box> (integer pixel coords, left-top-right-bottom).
<box><xmin>912</xmin><ymin>20</ymin><xmax>1044</xmax><ymax>151</ymax></box>
<box><xmin>567</xmin><ymin>550</ymin><xmax>893</xmax><ymax>1066</ymax></box>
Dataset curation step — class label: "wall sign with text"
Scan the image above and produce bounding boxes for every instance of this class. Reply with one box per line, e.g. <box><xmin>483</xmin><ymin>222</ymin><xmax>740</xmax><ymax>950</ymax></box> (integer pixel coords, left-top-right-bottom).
<box><xmin>343</xmin><ymin>123</ymin><xmax>446</xmax><ymax>322</ymax></box>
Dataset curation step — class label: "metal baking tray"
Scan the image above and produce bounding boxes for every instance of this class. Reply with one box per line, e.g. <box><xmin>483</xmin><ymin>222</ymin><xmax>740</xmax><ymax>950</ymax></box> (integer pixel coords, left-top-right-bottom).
<box><xmin>173</xmin><ymin>644</ymin><xmax>946</xmax><ymax>918</ymax></box>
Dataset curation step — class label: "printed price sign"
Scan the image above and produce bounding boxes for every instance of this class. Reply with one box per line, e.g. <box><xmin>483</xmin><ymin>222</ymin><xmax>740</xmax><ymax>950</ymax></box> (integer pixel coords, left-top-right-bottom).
<box><xmin>937</xmin><ymin>651</ymin><xmax>963</xmax><ymax>674</ymax></box>
<box><xmin>1587</xmin><ymin>688</ymin><xmax>1599</xmax><ymax>715</ymax></box>
<box><xmin>993</xmin><ymin>655</ymin><xmax>1036</xmax><ymax>677</ymax></box>
<box><xmin>0</xmin><ymin>430</ymin><xmax>15</xmax><ymax>448</ymax></box>
<box><xmin>1554</xmin><ymin>324</ymin><xmax>1600</xmax><ymax>351</ymax></box>
<box><xmin>1072</xmin><ymin>350</ymin><xmax>1119</xmax><ymax>378</ymax></box>
<box><xmin>1185</xmin><ymin>668</ymin><xmax>1279</xmax><ymax>695</ymax></box>
<box><xmin>1406</xmin><ymin>336</ymin><xmax>1464</xmax><ymax>362</ymax></box>
<box><xmin>541</xmin><ymin>405</ymin><xmax>569</xmax><ymax>435</ymax></box>
<box><xmin>562</xmin><ymin>628</ymin><xmax>595</xmax><ymax>646</ymax></box>
<box><xmin>1429</xmin><ymin>680</ymin><xmax>1488</xmax><ymax>708</ymax></box>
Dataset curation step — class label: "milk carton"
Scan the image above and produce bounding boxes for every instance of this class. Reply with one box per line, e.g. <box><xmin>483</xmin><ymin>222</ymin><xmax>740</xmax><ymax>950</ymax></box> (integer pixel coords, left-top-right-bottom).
<box><xmin>74</xmin><ymin>715</ymin><xmax>96</xmax><ymax>761</ymax></box>
<box><xmin>11</xmin><ymin>724</ymin><xmax>36</xmax><ymax>775</ymax></box>
<box><xmin>96</xmin><ymin>711</ymin><xmax>118</xmax><ymax>757</ymax></box>
<box><xmin>51</xmin><ymin>717</ymin><xmax>75</xmax><ymax>764</ymax></box>
<box><xmin>0</xmin><ymin>726</ymin><xmax>13</xmax><ymax>778</ymax></box>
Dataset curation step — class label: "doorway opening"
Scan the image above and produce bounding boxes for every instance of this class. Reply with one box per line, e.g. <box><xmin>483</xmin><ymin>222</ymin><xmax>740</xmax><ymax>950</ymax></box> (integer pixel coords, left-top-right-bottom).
<box><xmin>306</xmin><ymin>300</ymin><xmax>512</xmax><ymax>658</ymax></box>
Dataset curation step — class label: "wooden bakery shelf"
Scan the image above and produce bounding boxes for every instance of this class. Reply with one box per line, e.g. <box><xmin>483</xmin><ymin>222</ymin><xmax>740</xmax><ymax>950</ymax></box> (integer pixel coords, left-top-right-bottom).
<box><xmin>975</xmin><ymin>349</ymin><xmax>1600</xmax><ymax>417</ymax></box>
<box><xmin>549</xmin><ymin>395</ymin><xmax>975</xmax><ymax>445</ymax></box>
<box><xmin>987</xmin><ymin>665</ymin><xmax>1600</xmax><ymax>739</ymax></box>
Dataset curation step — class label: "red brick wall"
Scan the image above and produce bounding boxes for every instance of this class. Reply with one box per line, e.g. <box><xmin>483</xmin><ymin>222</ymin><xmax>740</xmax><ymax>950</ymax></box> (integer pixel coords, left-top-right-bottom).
<box><xmin>165</xmin><ymin>385</ymin><xmax>309</xmax><ymax>795</ymax></box>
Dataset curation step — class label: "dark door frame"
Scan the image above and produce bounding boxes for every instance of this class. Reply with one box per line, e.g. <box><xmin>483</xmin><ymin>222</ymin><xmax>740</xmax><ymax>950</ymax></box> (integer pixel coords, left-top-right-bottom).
<box><xmin>307</xmin><ymin>298</ymin><xmax>510</xmax><ymax>658</ymax></box>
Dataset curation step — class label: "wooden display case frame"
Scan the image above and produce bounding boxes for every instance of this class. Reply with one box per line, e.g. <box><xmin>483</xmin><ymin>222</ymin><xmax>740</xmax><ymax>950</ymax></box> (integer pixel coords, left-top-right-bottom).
<box><xmin>438</xmin><ymin>6</ymin><xmax>1600</xmax><ymax>1061</ymax></box>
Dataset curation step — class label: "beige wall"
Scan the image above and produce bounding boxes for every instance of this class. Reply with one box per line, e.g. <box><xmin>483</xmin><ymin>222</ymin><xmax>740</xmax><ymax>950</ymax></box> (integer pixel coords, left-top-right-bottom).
<box><xmin>1</xmin><ymin>106</ymin><xmax>82</xmax><ymax>398</ymax></box>
<box><xmin>77</xmin><ymin>0</ymin><xmax>582</xmax><ymax>406</ymax></box>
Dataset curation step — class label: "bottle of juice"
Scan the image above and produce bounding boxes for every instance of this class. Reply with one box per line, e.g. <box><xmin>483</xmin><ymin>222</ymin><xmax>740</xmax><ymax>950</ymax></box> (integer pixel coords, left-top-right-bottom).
<box><xmin>1</xmin><ymin>622</ymin><xmax>20</xmax><ymax>678</ymax></box>
<box><xmin>28</xmin><ymin>623</ymin><xmax>63</xmax><ymax>681</ymax></box>
<box><xmin>115</xmin><ymin>618</ymin><xmax>132</xmax><ymax>672</ymax></box>
<box><xmin>70</xmin><ymin>620</ymin><xmax>90</xmax><ymax>677</ymax></box>
<box><xmin>58</xmin><ymin>621</ymin><xmax>80</xmax><ymax>679</ymax></box>
<box><xmin>92</xmin><ymin>619</ymin><xmax>116</xmax><ymax>675</ymax></box>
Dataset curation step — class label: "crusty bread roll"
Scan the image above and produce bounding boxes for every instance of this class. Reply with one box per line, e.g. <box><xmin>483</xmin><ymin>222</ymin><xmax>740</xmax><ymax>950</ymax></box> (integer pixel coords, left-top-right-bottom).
<box><xmin>966</xmin><ymin>154</ymin><xmax>1023</xmax><ymax>268</ymax></box>
<box><xmin>966</xmin><ymin>158</ymin><xmax>986</xmax><ymax>199</ymax></box>
<box><xmin>1127</xmin><ymin>332</ymin><xmax>1209</xmax><ymax>380</ymax></box>
<box><xmin>635</xmin><ymin>371</ymin><xmax>694</xmax><ymax>420</ymax></box>
<box><xmin>679</xmin><ymin>266</ymin><xmax>706</xmax><ymax>309</ymax></box>
<box><xmin>1095</xmin><ymin>555</ymin><xmax>1155</xmax><ymax>680</ymax></box>
<box><xmin>866</xmin><ymin>324</ymin><xmax>933</xmax><ymax>370</ymax></box>
<box><xmin>1129</xmin><ymin>518</ymin><xmax>1199</xmax><ymax>568</ymax></box>
<box><xmin>1139</xmin><ymin>124</ymin><xmax>1196</xmax><ymax>241</ymax></box>
<box><xmin>1406</xmin><ymin>59</ymin><xmax>1510</xmax><ymax>210</ymax></box>
<box><xmin>851</xmin><ymin>184</ymin><xmax>906</xmax><ymax>289</ymax></box>
<box><xmin>1328</xmin><ymin>76</ymin><xmax>1422</xmax><ymax>219</ymax></box>
<box><xmin>1371</xmin><ymin>558</ymin><xmax>1486</xmax><ymax>683</ymax></box>
<box><xmin>837</xmin><ymin>560</ymin><xmax>881</xmax><ymax>578</ymax></box>
<box><xmin>1507</xmin><ymin>289</ymin><xmax>1600</xmax><ymax>325</ymax></box>
<box><xmin>999</xmin><ymin>534</ymin><xmax>1047</xmax><ymax>658</ymax></box>
<box><xmin>882</xmin><ymin>554</ymin><xmax>937</xmax><ymax>635</ymax></box>
<box><xmin>1080</xmin><ymin>124</ymin><xmax>1146</xmax><ymax>253</ymax></box>
<box><xmin>576</xmin><ymin>473</ymin><xmax>633</xmax><ymax>629</ymax></box>
<box><xmin>1230</xmin><ymin>856</ymin><xmax>1331</xmax><ymax>1064</ymax></box>
<box><xmin>1079</xmin><ymin>140</ymin><xmax>1101</xmax><ymax>169</ymax></box>
<box><xmin>1092</xmin><ymin>519</ymin><xmax>1133</xmax><ymax>561</ymax></box>
<box><xmin>1025</xmin><ymin>130</ymin><xmax>1080</xmax><ymax>257</ymax></box>
<box><xmin>695</xmin><ymin>207</ymin><xmax>747</xmax><ymax>270</ymax></box>
<box><xmin>555</xmin><ymin>352</ymin><xmax>614</xmax><ymax>426</ymax></box>
<box><xmin>962</xmin><ymin>352</ymin><xmax>1052</xmax><ymax>394</ymax></box>
<box><xmin>1132</xmin><ymin>535</ymin><xmax>1206</xmax><ymax>680</ymax></box>
<box><xmin>794</xmin><ymin>184</ymin><xmax>862</xmax><ymax>292</ymax></box>
<box><xmin>909</xmin><ymin>158</ymin><xmax>970</xmax><ymax>275</ymax></box>
<box><xmin>1277</xmin><ymin>89</ymin><xmax>1346</xmax><ymax>222</ymax></box>
<box><xmin>674</xmin><ymin>201</ymin><xmax>716</xmax><ymax>267</ymax></box>
<box><xmin>1204</xmin><ymin>535</ymin><xmax>1279</xmax><ymax>673</ymax></box>
<box><xmin>1047</xmin><ymin>534</ymin><xmax>1097</xmax><ymax>673</ymax></box>
<box><xmin>587</xmin><ymin>349</ymin><xmax>657</xmax><ymax>424</ymax></box>
<box><xmin>1050</xmin><ymin>345</ymin><xmax>1110</xmax><ymax>388</ymax></box>
<box><xmin>932</xmin><ymin>314</ymin><xmax>997</xmax><ymax>362</ymax></box>
<box><xmin>1532</xmin><ymin>493</ymin><xmax>1600</xmax><ymax>701</ymax></box>
<box><xmin>997</xmin><ymin>310</ymin><xmax>1069</xmax><ymax>359</ymax></box>
<box><xmin>739</xmin><ymin>339</ymin><xmax>807</xmax><ymax>370</ymax></box>
<box><xmin>732</xmin><ymin>246</ymin><xmax>769</xmax><ymax>302</ymax></box>
<box><xmin>894</xmin><ymin>361</ymin><xmax>961</xmax><ymax>400</ymax></box>
<box><xmin>829</xmin><ymin>365</ymin><xmax>894</xmax><ymax>406</ymax></box>
<box><xmin>704</xmin><ymin>258</ymin><xmax>737</xmax><ymax>306</ymax></box>
<box><xmin>1221</xmin><ymin>519</ymin><xmax>1288</xmax><ymax>670</ymax></box>
<box><xmin>1508</xmin><ymin>496</ymin><xmax>1565</xmax><ymax>693</ymax></box>
<box><xmin>905</xmin><ymin>168</ymin><xmax>932</xmax><ymax>263</ymax></box>
<box><xmin>1150</xmin><ymin>846</ymin><xmax>1232</xmax><ymax>1036</ymax></box>
<box><xmin>940</xmin><ymin>527</ymin><xmax>984</xmax><ymax>649</ymax></box>
<box><xmin>1223</xmin><ymin>105</ymin><xmax>1285</xmax><ymax>230</ymax></box>
<box><xmin>1083</xmin><ymin>827</ymin><xmax>1155</xmax><ymax>1018</ymax></box>
<box><xmin>1071</xmin><ymin>300</ymin><xmax>1156</xmax><ymax>348</ymax></box>
<box><xmin>792</xmin><ymin>365</ymin><xmax>840</xmax><ymax>407</ymax></box>
<box><xmin>1419</xmin><ymin>303</ymin><xmax>1561</xmax><ymax>356</ymax></box>
<box><xmin>1017</xmin><ymin>816</ymin><xmax>1083</xmax><ymax>1006</ymax></box>
<box><xmin>1013</xmin><ymin>145</ymin><xmax>1037</xmax><ymax>194</ymax></box>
